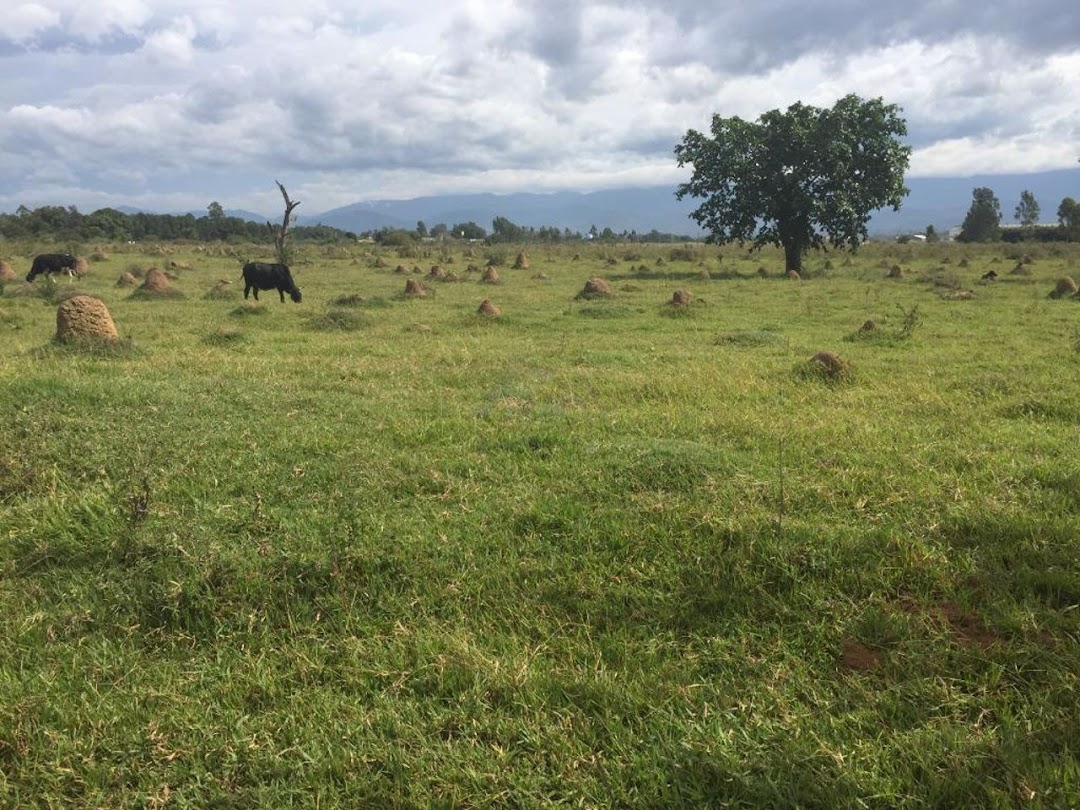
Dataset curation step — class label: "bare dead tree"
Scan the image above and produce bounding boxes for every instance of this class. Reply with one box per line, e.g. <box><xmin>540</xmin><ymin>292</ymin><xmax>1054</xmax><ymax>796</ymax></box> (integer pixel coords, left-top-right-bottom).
<box><xmin>267</xmin><ymin>180</ymin><xmax>301</xmax><ymax>265</ymax></box>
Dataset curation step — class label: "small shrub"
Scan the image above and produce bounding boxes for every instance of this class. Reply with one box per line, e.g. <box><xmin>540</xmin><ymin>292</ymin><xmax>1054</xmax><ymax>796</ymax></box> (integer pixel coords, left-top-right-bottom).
<box><xmin>203</xmin><ymin>284</ymin><xmax>238</xmax><ymax>300</ymax></box>
<box><xmin>896</xmin><ymin>304</ymin><xmax>922</xmax><ymax>340</ymax></box>
<box><xmin>203</xmin><ymin>327</ymin><xmax>247</xmax><ymax>347</ymax></box>
<box><xmin>329</xmin><ymin>293</ymin><xmax>366</xmax><ymax>308</ymax></box>
<box><xmin>308</xmin><ymin>309</ymin><xmax>370</xmax><ymax>331</ymax></box>
<box><xmin>0</xmin><ymin>306</ymin><xmax>20</xmax><ymax>328</ymax></box>
<box><xmin>714</xmin><ymin>329</ymin><xmax>783</xmax><ymax>347</ymax></box>
<box><xmin>35</xmin><ymin>336</ymin><xmax>141</xmax><ymax>359</ymax></box>
<box><xmin>576</xmin><ymin>305</ymin><xmax>631</xmax><ymax>319</ymax></box>
<box><xmin>229</xmin><ymin>303</ymin><xmax>268</xmax><ymax>317</ymax></box>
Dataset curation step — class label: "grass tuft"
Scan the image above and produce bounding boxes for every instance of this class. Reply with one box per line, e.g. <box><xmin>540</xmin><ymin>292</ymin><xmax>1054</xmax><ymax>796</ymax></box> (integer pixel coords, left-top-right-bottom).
<box><xmin>307</xmin><ymin>308</ymin><xmax>371</xmax><ymax>331</ymax></box>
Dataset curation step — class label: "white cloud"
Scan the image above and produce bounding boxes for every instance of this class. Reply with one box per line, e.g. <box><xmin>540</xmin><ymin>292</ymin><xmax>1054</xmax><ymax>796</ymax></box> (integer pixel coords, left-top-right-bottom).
<box><xmin>6</xmin><ymin>4</ymin><xmax>61</xmax><ymax>41</ymax></box>
<box><xmin>0</xmin><ymin>0</ymin><xmax>1078</xmax><ymax>212</ymax></box>
<box><xmin>68</xmin><ymin>0</ymin><xmax>152</xmax><ymax>40</ymax></box>
<box><xmin>912</xmin><ymin>135</ymin><xmax>1080</xmax><ymax>177</ymax></box>
<box><xmin>141</xmin><ymin>17</ymin><xmax>197</xmax><ymax>64</ymax></box>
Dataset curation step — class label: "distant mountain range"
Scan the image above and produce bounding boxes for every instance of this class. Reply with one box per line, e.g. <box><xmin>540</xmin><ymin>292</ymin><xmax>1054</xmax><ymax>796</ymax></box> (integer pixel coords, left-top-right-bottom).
<box><xmin>73</xmin><ymin>167</ymin><xmax>1080</xmax><ymax>238</ymax></box>
<box><xmin>304</xmin><ymin>168</ymin><xmax>1078</xmax><ymax>237</ymax></box>
<box><xmin>115</xmin><ymin>205</ymin><xmax>270</xmax><ymax>222</ymax></box>
<box><xmin>308</xmin><ymin>187</ymin><xmax>703</xmax><ymax>237</ymax></box>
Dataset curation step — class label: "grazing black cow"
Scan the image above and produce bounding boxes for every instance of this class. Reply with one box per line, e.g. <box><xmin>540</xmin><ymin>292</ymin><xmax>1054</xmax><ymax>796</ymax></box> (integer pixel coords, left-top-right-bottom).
<box><xmin>241</xmin><ymin>262</ymin><xmax>302</xmax><ymax>303</ymax></box>
<box><xmin>26</xmin><ymin>253</ymin><xmax>78</xmax><ymax>282</ymax></box>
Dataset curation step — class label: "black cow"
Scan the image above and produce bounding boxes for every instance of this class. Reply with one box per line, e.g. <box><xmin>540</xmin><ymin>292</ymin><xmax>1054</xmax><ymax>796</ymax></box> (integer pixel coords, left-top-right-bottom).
<box><xmin>981</xmin><ymin>269</ymin><xmax>998</xmax><ymax>282</ymax></box>
<box><xmin>241</xmin><ymin>262</ymin><xmax>302</xmax><ymax>303</ymax></box>
<box><xmin>26</xmin><ymin>253</ymin><xmax>78</xmax><ymax>282</ymax></box>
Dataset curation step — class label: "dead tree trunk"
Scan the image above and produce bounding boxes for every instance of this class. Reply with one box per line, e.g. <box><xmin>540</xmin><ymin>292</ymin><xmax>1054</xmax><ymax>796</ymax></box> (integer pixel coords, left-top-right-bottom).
<box><xmin>267</xmin><ymin>180</ymin><xmax>301</xmax><ymax>265</ymax></box>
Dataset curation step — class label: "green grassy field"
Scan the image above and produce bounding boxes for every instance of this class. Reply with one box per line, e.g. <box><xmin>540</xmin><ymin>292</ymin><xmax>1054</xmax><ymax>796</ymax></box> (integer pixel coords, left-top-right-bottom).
<box><xmin>1</xmin><ymin>240</ymin><xmax>1078</xmax><ymax>807</ymax></box>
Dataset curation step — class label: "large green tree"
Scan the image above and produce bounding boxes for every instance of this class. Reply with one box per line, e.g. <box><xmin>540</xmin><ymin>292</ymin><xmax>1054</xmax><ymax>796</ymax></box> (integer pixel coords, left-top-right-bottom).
<box><xmin>958</xmin><ymin>187</ymin><xmax>1002</xmax><ymax>242</ymax></box>
<box><xmin>1014</xmin><ymin>190</ymin><xmax>1040</xmax><ymax>226</ymax></box>
<box><xmin>674</xmin><ymin>94</ymin><xmax>911</xmax><ymax>272</ymax></box>
<box><xmin>1057</xmin><ymin>197</ymin><xmax>1080</xmax><ymax>239</ymax></box>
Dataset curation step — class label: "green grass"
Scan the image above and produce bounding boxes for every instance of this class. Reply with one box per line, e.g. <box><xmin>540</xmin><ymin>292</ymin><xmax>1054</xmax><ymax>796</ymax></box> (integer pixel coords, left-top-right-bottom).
<box><xmin>1</xmin><ymin>240</ymin><xmax>1078</xmax><ymax>807</ymax></box>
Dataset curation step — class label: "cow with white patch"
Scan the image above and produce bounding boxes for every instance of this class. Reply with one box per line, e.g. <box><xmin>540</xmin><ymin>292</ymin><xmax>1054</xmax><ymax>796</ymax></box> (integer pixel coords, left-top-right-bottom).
<box><xmin>26</xmin><ymin>253</ymin><xmax>78</xmax><ymax>282</ymax></box>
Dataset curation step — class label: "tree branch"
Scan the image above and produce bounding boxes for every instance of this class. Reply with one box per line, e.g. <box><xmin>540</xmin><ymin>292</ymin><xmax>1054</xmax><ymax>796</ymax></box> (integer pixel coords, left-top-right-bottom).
<box><xmin>267</xmin><ymin>179</ymin><xmax>301</xmax><ymax>265</ymax></box>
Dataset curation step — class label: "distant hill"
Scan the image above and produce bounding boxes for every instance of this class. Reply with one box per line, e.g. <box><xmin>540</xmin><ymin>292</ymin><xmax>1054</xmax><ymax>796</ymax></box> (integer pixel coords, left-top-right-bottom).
<box><xmin>11</xmin><ymin>168</ymin><xmax>1074</xmax><ymax>238</ymax></box>
<box><xmin>869</xmin><ymin>169</ymin><xmax>1079</xmax><ymax>236</ymax></box>
<box><xmin>310</xmin><ymin>168</ymin><xmax>1079</xmax><ymax>238</ymax></box>
<box><xmin>110</xmin><ymin>205</ymin><xmax>269</xmax><ymax>222</ymax></box>
<box><xmin>187</xmin><ymin>208</ymin><xmax>269</xmax><ymax>223</ymax></box>
<box><xmin>310</xmin><ymin>188</ymin><xmax>703</xmax><ymax>237</ymax></box>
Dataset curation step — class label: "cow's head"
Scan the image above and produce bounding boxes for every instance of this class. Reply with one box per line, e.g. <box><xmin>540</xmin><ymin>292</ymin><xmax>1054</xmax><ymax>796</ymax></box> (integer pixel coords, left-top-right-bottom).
<box><xmin>289</xmin><ymin>287</ymin><xmax>302</xmax><ymax>303</ymax></box>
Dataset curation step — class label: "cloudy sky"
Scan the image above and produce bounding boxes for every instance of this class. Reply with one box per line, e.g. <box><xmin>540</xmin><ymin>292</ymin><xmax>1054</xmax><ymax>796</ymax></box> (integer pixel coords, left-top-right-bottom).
<box><xmin>1</xmin><ymin>0</ymin><xmax>1078</xmax><ymax>215</ymax></box>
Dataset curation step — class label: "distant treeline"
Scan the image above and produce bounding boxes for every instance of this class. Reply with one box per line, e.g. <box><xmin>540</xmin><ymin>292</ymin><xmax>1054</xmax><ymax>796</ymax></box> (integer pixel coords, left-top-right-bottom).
<box><xmin>0</xmin><ymin>205</ymin><xmax>355</xmax><ymax>245</ymax></box>
<box><xmin>0</xmin><ymin>204</ymin><xmax>697</xmax><ymax>247</ymax></box>
<box><xmin>365</xmin><ymin>215</ymin><xmax>697</xmax><ymax>245</ymax></box>
<box><xmin>998</xmin><ymin>226</ymin><xmax>1074</xmax><ymax>243</ymax></box>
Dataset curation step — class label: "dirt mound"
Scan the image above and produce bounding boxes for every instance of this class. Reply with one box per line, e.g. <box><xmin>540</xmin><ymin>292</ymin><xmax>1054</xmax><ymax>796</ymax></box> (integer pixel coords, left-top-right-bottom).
<box><xmin>670</xmin><ymin>290</ymin><xmax>692</xmax><ymax>307</ymax></box>
<box><xmin>428</xmin><ymin>265</ymin><xmax>447</xmax><ymax>279</ymax></box>
<box><xmin>55</xmin><ymin>295</ymin><xmax>118</xmax><ymax>342</ymax></box>
<box><xmin>394</xmin><ymin>264</ymin><xmax>409</xmax><ymax>274</ymax></box>
<box><xmin>858</xmin><ymin>319</ymin><xmax>877</xmax><ymax>333</ymax></box>
<box><xmin>404</xmin><ymin>279</ymin><xmax>427</xmax><ymax>297</ymax></box>
<box><xmin>1049</xmin><ymin>277</ymin><xmax>1078</xmax><ymax>299</ymax></box>
<box><xmin>838</xmin><ymin>639</ymin><xmax>882</xmax><ymax>673</ymax></box>
<box><xmin>805</xmin><ymin>351</ymin><xmax>850</xmax><ymax>381</ymax></box>
<box><xmin>481</xmin><ymin>267</ymin><xmax>501</xmax><ymax>284</ymax></box>
<box><xmin>513</xmin><ymin>252</ymin><xmax>530</xmax><ymax>269</ymax></box>
<box><xmin>477</xmin><ymin>299</ymin><xmax>501</xmax><ymax>317</ymax></box>
<box><xmin>0</xmin><ymin>260</ymin><xmax>15</xmax><ymax>282</ymax></box>
<box><xmin>116</xmin><ymin>272</ymin><xmax>138</xmax><ymax>287</ymax></box>
<box><xmin>887</xmin><ymin>264</ymin><xmax>903</xmax><ymax>278</ymax></box>
<box><xmin>131</xmin><ymin>267</ymin><xmax>183</xmax><ymax>298</ymax></box>
<box><xmin>142</xmin><ymin>267</ymin><xmax>172</xmax><ymax>292</ymax></box>
<box><xmin>73</xmin><ymin>257</ymin><xmax>89</xmax><ymax>277</ymax></box>
<box><xmin>1009</xmin><ymin>263</ymin><xmax>1032</xmax><ymax>276</ymax></box>
<box><xmin>787</xmin><ymin>269</ymin><xmax>801</xmax><ymax>281</ymax></box>
<box><xmin>532</xmin><ymin>271</ymin><xmax>549</xmax><ymax>280</ymax></box>
<box><xmin>576</xmin><ymin>277</ymin><xmax>612</xmax><ymax>299</ymax></box>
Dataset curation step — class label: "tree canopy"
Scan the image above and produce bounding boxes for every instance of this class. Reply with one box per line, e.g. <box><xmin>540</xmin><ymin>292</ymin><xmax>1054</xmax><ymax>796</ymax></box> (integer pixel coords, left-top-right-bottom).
<box><xmin>1014</xmin><ymin>190</ymin><xmax>1040</xmax><ymax>226</ymax></box>
<box><xmin>958</xmin><ymin>187</ymin><xmax>1002</xmax><ymax>242</ymax></box>
<box><xmin>675</xmin><ymin>94</ymin><xmax>911</xmax><ymax>271</ymax></box>
<box><xmin>1058</xmin><ymin>197</ymin><xmax>1080</xmax><ymax>238</ymax></box>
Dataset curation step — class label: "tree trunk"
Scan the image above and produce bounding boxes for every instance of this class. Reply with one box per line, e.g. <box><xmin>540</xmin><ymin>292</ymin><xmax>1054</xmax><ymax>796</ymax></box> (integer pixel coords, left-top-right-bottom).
<box><xmin>267</xmin><ymin>180</ymin><xmax>301</xmax><ymax>265</ymax></box>
<box><xmin>784</xmin><ymin>240</ymin><xmax>803</xmax><ymax>273</ymax></box>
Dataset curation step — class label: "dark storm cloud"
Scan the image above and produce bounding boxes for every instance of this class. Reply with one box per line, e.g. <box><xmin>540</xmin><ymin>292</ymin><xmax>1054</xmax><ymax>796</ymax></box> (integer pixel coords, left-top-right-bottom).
<box><xmin>637</xmin><ymin>0</ymin><xmax>1079</xmax><ymax>70</ymax></box>
<box><xmin>520</xmin><ymin>0</ymin><xmax>584</xmax><ymax>66</ymax></box>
